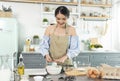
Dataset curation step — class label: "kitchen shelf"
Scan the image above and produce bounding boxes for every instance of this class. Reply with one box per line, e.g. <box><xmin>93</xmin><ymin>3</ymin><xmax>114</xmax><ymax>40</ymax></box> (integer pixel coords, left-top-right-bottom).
<box><xmin>41</xmin><ymin>1</ymin><xmax>78</xmax><ymax>5</ymax></box>
<box><xmin>43</xmin><ymin>12</ymin><xmax>79</xmax><ymax>15</ymax></box>
<box><xmin>80</xmin><ymin>3</ymin><xmax>112</xmax><ymax>8</ymax></box>
<box><xmin>41</xmin><ymin>1</ymin><xmax>79</xmax><ymax>27</ymax></box>
<box><xmin>2</xmin><ymin>0</ymin><xmax>78</xmax><ymax>5</ymax></box>
<box><xmin>80</xmin><ymin>16</ymin><xmax>110</xmax><ymax>21</ymax></box>
<box><xmin>43</xmin><ymin>12</ymin><xmax>54</xmax><ymax>14</ymax></box>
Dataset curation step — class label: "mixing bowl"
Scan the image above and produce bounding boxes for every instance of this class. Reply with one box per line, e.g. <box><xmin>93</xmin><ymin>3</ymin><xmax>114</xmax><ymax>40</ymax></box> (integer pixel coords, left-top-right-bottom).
<box><xmin>46</xmin><ymin>65</ymin><xmax>62</xmax><ymax>75</ymax></box>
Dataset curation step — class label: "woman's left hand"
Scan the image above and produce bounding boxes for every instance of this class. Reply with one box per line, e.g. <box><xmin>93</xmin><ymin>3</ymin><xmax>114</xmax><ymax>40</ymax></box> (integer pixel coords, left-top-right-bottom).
<box><xmin>54</xmin><ymin>55</ymin><xmax>68</xmax><ymax>63</ymax></box>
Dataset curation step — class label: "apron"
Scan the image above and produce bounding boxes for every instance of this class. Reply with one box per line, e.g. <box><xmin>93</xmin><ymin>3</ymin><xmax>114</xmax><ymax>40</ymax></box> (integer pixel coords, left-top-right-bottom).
<box><xmin>49</xmin><ymin>24</ymin><xmax>72</xmax><ymax>65</ymax></box>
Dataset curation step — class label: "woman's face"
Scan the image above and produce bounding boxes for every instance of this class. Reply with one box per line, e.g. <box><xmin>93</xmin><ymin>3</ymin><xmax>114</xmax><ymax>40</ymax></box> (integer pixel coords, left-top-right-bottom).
<box><xmin>56</xmin><ymin>13</ymin><xmax>67</xmax><ymax>27</ymax></box>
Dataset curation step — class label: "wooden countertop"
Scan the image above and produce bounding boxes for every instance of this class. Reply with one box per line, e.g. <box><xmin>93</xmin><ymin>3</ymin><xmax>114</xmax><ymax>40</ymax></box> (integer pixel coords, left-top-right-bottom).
<box><xmin>29</xmin><ymin>74</ymin><xmax>120</xmax><ymax>81</ymax></box>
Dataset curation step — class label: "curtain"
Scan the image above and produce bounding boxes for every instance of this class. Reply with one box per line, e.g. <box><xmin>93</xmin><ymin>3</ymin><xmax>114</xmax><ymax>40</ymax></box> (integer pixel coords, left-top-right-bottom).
<box><xmin>112</xmin><ymin>0</ymin><xmax>120</xmax><ymax>50</ymax></box>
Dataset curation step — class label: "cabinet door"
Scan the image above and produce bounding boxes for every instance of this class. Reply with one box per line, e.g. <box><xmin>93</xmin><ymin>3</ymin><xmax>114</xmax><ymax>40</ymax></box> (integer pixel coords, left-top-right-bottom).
<box><xmin>90</xmin><ymin>54</ymin><xmax>106</xmax><ymax>66</ymax></box>
<box><xmin>73</xmin><ymin>53</ymin><xmax>90</xmax><ymax>65</ymax></box>
<box><xmin>106</xmin><ymin>54</ymin><xmax>120</xmax><ymax>66</ymax></box>
<box><xmin>22</xmin><ymin>53</ymin><xmax>46</xmax><ymax>68</ymax></box>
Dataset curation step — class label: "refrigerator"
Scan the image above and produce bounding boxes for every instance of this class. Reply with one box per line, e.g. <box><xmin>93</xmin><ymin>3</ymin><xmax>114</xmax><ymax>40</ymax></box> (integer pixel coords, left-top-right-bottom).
<box><xmin>0</xmin><ymin>18</ymin><xmax>18</xmax><ymax>55</ymax></box>
<box><xmin>0</xmin><ymin>18</ymin><xmax>18</xmax><ymax>81</ymax></box>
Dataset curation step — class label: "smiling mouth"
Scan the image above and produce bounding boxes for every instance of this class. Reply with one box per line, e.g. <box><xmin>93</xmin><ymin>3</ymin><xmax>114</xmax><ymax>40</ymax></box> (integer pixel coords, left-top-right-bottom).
<box><xmin>58</xmin><ymin>23</ymin><xmax>65</xmax><ymax>25</ymax></box>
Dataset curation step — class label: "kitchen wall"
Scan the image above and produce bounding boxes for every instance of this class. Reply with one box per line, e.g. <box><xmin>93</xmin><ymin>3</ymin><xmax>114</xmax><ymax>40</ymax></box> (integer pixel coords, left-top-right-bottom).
<box><xmin>112</xmin><ymin>0</ymin><xmax>120</xmax><ymax>50</ymax></box>
<box><xmin>0</xmin><ymin>1</ymin><xmax>117</xmax><ymax>53</ymax></box>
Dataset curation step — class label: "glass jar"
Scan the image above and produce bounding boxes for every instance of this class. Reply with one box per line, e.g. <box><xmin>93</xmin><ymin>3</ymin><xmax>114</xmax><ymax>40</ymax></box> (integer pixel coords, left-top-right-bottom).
<box><xmin>0</xmin><ymin>55</ymin><xmax>11</xmax><ymax>81</ymax></box>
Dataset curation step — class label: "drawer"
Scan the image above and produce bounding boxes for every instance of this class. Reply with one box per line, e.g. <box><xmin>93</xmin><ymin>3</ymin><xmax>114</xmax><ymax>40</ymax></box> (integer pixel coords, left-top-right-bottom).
<box><xmin>90</xmin><ymin>55</ymin><xmax>106</xmax><ymax>62</ymax></box>
<box><xmin>74</xmin><ymin>55</ymin><xmax>90</xmax><ymax>64</ymax></box>
<box><xmin>22</xmin><ymin>54</ymin><xmax>44</xmax><ymax>59</ymax></box>
<box><xmin>91</xmin><ymin>62</ymin><xmax>106</xmax><ymax>67</ymax></box>
<box><xmin>106</xmin><ymin>55</ymin><xmax>120</xmax><ymax>61</ymax></box>
<box><xmin>22</xmin><ymin>53</ymin><xmax>46</xmax><ymax>68</ymax></box>
<box><xmin>106</xmin><ymin>61</ymin><xmax>120</xmax><ymax>66</ymax></box>
<box><xmin>24</xmin><ymin>63</ymin><xmax>45</xmax><ymax>68</ymax></box>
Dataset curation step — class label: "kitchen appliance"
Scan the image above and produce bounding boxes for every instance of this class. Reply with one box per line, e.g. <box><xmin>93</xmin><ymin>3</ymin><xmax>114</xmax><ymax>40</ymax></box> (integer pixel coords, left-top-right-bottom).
<box><xmin>0</xmin><ymin>18</ymin><xmax>18</xmax><ymax>56</ymax></box>
<box><xmin>0</xmin><ymin>18</ymin><xmax>18</xmax><ymax>81</ymax></box>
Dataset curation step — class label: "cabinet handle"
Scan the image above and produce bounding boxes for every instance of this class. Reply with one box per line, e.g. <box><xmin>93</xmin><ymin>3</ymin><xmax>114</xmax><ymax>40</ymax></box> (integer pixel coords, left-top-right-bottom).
<box><xmin>0</xmin><ymin>28</ymin><xmax>3</xmax><ymax>31</ymax></box>
<box><xmin>105</xmin><ymin>56</ymin><xmax>107</xmax><ymax>59</ymax></box>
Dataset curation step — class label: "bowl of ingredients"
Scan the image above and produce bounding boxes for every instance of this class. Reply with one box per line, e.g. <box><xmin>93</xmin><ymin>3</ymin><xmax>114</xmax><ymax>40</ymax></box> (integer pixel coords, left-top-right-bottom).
<box><xmin>46</xmin><ymin>62</ymin><xmax>62</xmax><ymax>75</ymax></box>
<box><xmin>34</xmin><ymin>76</ymin><xmax>43</xmax><ymax>81</ymax></box>
<box><xmin>90</xmin><ymin>44</ymin><xmax>103</xmax><ymax>51</ymax></box>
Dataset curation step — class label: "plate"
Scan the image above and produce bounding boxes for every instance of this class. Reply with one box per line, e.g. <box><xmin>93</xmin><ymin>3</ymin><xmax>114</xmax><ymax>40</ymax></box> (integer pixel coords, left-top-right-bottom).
<box><xmin>90</xmin><ymin>48</ymin><xmax>104</xmax><ymax>51</ymax></box>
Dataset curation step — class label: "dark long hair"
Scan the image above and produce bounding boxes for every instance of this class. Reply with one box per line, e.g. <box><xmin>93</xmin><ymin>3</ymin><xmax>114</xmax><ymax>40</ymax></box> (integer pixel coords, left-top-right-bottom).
<box><xmin>55</xmin><ymin>6</ymin><xmax>70</xmax><ymax>18</ymax></box>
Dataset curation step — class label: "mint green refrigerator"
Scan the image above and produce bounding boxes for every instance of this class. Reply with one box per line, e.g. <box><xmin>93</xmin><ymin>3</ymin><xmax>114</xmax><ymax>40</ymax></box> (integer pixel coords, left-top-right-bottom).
<box><xmin>0</xmin><ymin>18</ymin><xmax>18</xmax><ymax>81</ymax></box>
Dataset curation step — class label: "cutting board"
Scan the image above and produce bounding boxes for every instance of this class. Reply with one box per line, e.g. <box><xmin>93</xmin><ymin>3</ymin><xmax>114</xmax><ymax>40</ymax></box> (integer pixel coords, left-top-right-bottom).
<box><xmin>65</xmin><ymin>69</ymin><xmax>86</xmax><ymax>76</ymax></box>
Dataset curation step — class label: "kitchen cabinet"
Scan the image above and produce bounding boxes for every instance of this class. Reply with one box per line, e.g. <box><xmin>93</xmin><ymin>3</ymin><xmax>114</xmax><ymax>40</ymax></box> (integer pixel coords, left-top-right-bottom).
<box><xmin>22</xmin><ymin>51</ymin><xmax>120</xmax><ymax>68</ymax></box>
<box><xmin>73</xmin><ymin>53</ymin><xmax>90</xmax><ymax>66</ymax></box>
<box><xmin>90</xmin><ymin>54</ymin><xmax>107</xmax><ymax>66</ymax></box>
<box><xmin>21</xmin><ymin>53</ymin><xmax>46</xmax><ymax>68</ymax></box>
<box><xmin>91</xmin><ymin>53</ymin><xmax>120</xmax><ymax>66</ymax></box>
<box><xmin>74</xmin><ymin>51</ymin><xmax>120</xmax><ymax>67</ymax></box>
<box><xmin>105</xmin><ymin>54</ymin><xmax>120</xmax><ymax>66</ymax></box>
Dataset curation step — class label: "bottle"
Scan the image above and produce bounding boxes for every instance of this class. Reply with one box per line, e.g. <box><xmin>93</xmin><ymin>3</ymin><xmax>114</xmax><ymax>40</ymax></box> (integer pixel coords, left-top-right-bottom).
<box><xmin>25</xmin><ymin>38</ymin><xmax>31</xmax><ymax>46</ymax></box>
<box><xmin>25</xmin><ymin>38</ymin><xmax>31</xmax><ymax>52</ymax></box>
<box><xmin>73</xmin><ymin>61</ymin><xmax>77</xmax><ymax>68</ymax></box>
<box><xmin>17</xmin><ymin>54</ymin><xmax>24</xmax><ymax>76</ymax></box>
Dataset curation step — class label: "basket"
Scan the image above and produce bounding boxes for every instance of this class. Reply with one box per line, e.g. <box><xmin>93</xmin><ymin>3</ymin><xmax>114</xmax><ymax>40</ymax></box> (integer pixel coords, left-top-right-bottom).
<box><xmin>0</xmin><ymin>11</ymin><xmax>12</xmax><ymax>17</ymax></box>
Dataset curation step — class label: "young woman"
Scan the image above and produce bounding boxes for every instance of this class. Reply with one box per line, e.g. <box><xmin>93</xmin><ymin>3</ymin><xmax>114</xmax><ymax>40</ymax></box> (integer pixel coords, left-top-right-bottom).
<box><xmin>40</xmin><ymin>6</ymin><xmax>80</xmax><ymax>65</ymax></box>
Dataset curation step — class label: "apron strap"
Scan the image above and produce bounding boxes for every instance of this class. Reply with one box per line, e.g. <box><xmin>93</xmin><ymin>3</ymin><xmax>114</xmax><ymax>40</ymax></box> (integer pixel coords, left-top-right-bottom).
<box><xmin>52</xmin><ymin>24</ymin><xmax>69</xmax><ymax>35</ymax></box>
<box><xmin>65</xmin><ymin>24</ymin><xmax>69</xmax><ymax>35</ymax></box>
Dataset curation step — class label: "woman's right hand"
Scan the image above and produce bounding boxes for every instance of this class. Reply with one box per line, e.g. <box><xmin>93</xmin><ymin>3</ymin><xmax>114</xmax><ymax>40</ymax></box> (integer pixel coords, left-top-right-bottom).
<box><xmin>45</xmin><ymin>54</ymin><xmax>52</xmax><ymax>62</ymax></box>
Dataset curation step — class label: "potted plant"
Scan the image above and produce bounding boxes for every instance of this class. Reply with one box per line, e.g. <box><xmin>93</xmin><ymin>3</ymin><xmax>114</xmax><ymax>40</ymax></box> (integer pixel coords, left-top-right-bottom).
<box><xmin>43</xmin><ymin>18</ymin><xmax>48</xmax><ymax>25</ymax></box>
<box><xmin>33</xmin><ymin>35</ymin><xmax>39</xmax><ymax>39</ymax></box>
<box><xmin>33</xmin><ymin>35</ymin><xmax>39</xmax><ymax>45</ymax></box>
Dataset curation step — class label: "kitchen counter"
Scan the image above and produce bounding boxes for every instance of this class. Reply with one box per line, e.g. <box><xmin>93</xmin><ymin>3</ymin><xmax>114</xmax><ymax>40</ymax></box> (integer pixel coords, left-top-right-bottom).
<box><xmin>80</xmin><ymin>50</ymin><xmax>120</xmax><ymax>53</ymax></box>
<box><xmin>28</xmin><ymin>74</ymin><xmax>120</xmax><ymax>81</ymax></box>
<box><xmin>22</xmin><ymin>49</ymin><xmax>120</xmax><ymax>54</ymax></box>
